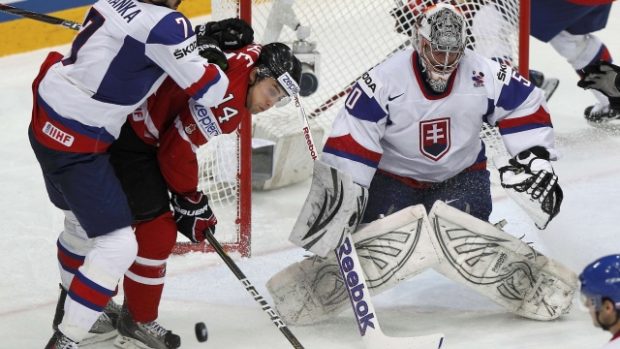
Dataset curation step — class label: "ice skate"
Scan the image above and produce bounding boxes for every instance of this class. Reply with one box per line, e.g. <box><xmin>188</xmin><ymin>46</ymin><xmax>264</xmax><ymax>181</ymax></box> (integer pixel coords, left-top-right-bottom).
<box><xmin>45</xmin><ymin>330</ymin><xmax>78</xmax><ymax>349</ymax></box>
<box><xmin>584</xmin><ymin>103</ymin><xmax>620</xmax><ymax>123</ymax></box>
<box><xmin>114</xmin><ymin>305</ymin><xmax>181</xmax><ymax>349</ymax></box>
<box><xmin>52</xmin><ymin>284</ymin><xmax>120</xmax><ymax>345</ymax></box>
<box><xmin>529</xmin><ymin>70</ymin><xmax>559</xmax><ymax>101</ymax></box>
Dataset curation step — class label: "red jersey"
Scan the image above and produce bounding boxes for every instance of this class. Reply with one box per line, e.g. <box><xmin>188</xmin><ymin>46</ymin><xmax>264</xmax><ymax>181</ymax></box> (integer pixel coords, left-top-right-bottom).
<box><xmin>128</xmin><ymin>44</ymin><xmax>262</xmax><ymax>195</ymax></box>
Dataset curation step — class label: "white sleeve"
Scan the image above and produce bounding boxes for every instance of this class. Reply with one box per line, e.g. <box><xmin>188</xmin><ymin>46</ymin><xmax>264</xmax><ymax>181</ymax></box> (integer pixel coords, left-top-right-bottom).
<box><xmin>321</xmin><ymin>70</ymin><xmax>389</xmax><ymax>187</ymax></box>
<box><xmin>485</xmin><ymin>60</ymin><xmax>557</xmax><ymax>159</ymax></box>
<box><xmin>144</xmin><ymin>12</ymin><xmax>229</xmax><ymax>107</ymax></box>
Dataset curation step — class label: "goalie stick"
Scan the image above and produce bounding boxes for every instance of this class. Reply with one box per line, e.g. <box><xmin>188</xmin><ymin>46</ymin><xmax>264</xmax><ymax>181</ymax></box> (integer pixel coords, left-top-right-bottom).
<box><xmin>203</xmin><ymin>231</ymin><xmax>305</xmax><ymax>349</ymax></box>
<box><xmin>0</xmin><ymin>4</ymin><xmax>81</xmax><ymax>31</ymax></box>
<box><xmin>285</xmin><ymin>75</ymin><xmax>444</xmax><ymax>348</ymax></box>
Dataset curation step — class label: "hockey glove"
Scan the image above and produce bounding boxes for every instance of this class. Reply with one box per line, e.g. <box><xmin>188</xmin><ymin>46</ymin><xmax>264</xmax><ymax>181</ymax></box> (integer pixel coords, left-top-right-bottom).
<box><xmin>195</xmin><ymin>17</ymin><xmax>253</xmax><ymax>50</ymax></box>
<box><xmin>195</xmin><ymin>26</ymin><xmax>229</xmax><ymax>71</ymax></box>
<box><xmin>499</xmin><ymin>146</ymin><xmax>563</xmax><ymax>229</ymax></box>
<box><xmin>171</xmin><ymin>192</ymin><xmax>217</xmax><ymax>243</ymax></box>
<box><xmin>578</xmin><ymin>61</ymin><xmax>620</xmax><ymax>110</ymax></box>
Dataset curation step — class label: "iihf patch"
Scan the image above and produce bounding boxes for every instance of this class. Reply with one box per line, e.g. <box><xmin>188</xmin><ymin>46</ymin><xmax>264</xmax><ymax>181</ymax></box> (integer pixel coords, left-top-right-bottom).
<box><xmin>419</xmin><ymin>118</ymin><xmax>451</xmax><ymax>161</ymax></box>
<box><xmin>472</xmin><ymin>71</ymin><xmax>485</xmax><ymax>87</ymax></box>
<box><xmin>42</xmin><ymin>121</ymin><xmax>74</xmax><ymax>147</ymax></box>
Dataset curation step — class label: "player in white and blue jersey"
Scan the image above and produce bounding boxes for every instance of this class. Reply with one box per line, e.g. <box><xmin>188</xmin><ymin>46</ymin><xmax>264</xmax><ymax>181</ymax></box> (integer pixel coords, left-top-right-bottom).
<box><xmin>30</xmin><ymin>1</ymin><xmax>229</xmax><ymax>348</ymax></box>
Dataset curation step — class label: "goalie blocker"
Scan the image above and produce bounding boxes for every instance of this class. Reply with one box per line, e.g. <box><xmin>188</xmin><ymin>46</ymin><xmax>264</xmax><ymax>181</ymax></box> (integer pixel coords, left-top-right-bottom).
<box><xmin>269</xmin><ymin>201</ymin><xmax>578</xmax><ymax>325</ymax></box>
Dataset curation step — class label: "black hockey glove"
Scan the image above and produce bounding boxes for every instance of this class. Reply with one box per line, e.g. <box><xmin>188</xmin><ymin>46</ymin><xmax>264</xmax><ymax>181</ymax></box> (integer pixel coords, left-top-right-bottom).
<box><xmin>499</xmin><ymin>146</ymin><xmax>563</xmax><ymax>229</ymax></box>
<box><xmin>171</xmin><ymin>192</ymin><xmax>217</xmax><ymax>243</ymax></box>
<box><xmin>195</xmin><ymin>26</ymin><xmax>229</xmax><ymax>71</ymax></box>
<box><xmin>196</xmin><ymin>18</ymin><xmax>254</xmax><ymax>50</ymax></box>
<box><xmin>578</xmin><ymin>61</ymin><xmax>620</xmax><ymax>111</ymax></box>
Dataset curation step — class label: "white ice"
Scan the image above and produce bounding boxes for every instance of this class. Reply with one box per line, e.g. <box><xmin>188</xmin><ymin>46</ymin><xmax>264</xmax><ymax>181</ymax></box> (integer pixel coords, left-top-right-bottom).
<box><xmin>1</xmin><ymin>6</ymin><xmax>620</xmax><ymax>349</ymax></box>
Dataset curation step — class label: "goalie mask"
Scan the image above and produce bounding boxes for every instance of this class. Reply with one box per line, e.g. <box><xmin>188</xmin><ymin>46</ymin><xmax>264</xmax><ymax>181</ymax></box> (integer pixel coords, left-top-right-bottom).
<box><xmin>415</xmin><ymin>3</ymin><xmax>466</xmax><ymax>92</ymax></box>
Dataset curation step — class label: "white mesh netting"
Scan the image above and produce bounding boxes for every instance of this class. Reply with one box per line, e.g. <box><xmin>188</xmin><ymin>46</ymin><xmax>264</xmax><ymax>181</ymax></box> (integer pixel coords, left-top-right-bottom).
<box><xmin>196</xmin><ymin>0</ymin><xmax>525</xmax><ymax>247</ymax></box>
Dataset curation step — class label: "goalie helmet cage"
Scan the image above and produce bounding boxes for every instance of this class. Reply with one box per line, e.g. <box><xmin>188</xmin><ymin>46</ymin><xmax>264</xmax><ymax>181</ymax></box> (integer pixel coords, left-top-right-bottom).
<box><xmin>175</xmin><ymin>0</ymin><xmax>530</xmax><ymax>257</ymax></box>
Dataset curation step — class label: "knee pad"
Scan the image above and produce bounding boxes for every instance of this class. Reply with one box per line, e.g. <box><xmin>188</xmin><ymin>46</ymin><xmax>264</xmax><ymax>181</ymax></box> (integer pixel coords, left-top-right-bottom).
<box><xmin>80</xmin><ymin>226</ymin><xmax>138</xmax><ymax>290</ymax></box>
<box><xmin>550</xmin><ymin>31</ymin><xmax>605</xmax><ymax>70</ymax></box>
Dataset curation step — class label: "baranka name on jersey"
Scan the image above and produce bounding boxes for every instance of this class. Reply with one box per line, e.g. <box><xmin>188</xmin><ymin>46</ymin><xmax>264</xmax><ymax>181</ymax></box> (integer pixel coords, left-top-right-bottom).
<box><xmin>106</xmin><ymin>0</ymin><xmax>142</xmax><ymax>23</ymax></box>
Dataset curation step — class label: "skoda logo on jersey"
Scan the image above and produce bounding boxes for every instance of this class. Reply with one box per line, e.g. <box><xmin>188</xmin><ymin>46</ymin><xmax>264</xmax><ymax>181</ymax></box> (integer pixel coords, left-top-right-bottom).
<box><xmin>191</xmin><ymin>102</ymin><xmax>222</xmax><ymax>139</ymax></box>
<box><xmin>174</xmin><ymin>41</ymin><xmax>198</xmax><ymax>60</ymax></box>
<box><xmin>419</xmin><ymin>118</ymin><xmax>451</xmax><ymax>161</ymax></box>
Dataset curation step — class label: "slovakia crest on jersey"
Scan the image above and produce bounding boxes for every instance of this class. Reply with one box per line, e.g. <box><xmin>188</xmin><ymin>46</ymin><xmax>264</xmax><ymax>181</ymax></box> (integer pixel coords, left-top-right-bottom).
<box><xmin>419</xmin><ymin>118</ymin><xmax>451</xmax><ymax>161</ymax></box>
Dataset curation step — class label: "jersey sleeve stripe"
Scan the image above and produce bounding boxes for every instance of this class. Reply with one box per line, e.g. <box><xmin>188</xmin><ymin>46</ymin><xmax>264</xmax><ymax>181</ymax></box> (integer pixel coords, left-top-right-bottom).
<box><xmin>323</xmin><ymin>134</ymin><xmax>382</xmax><ymax>168</ymax></box>
<box><xmin>496</xmin><ymin>76</ymin><xmax>535</xmax><ymax>111</ymax></box>
<box><xmin>184</xmin><ymin>65</ymin><xmax>222</xmax><ymax>98</ymax></box>
<box><xmin>497</xmin><ymin>106</ymin><xmax>552</xmax><ymax>135</ymax></box>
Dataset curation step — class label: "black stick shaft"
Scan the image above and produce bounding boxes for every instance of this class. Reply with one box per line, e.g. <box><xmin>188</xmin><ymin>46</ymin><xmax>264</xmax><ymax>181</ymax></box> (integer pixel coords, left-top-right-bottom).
<box><xmin>0</xmin><ymin>4</ymin><xmax>81</xmax><ymax>31</ymax></box>
<box><xmin>204</xmin><ymin>232</ymin><xmax>305</xmax><ymax>349</ymax></box>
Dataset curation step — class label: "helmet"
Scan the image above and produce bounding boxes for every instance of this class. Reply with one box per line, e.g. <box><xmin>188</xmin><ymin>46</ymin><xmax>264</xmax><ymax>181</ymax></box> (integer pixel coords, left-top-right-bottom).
<box><xmin>580</xmin><ymin>254</ymin><xmax>620</xmax><ymax>310</ymax></box>
<box><xmin>256</xmin><ymin>43</ymin><xmax>302</xmax><ymax>96</ymax></box>
<box><xmin>415</xmin><ymin>3</ymin><xmax>466</xmax><ymax>92</ymax></box>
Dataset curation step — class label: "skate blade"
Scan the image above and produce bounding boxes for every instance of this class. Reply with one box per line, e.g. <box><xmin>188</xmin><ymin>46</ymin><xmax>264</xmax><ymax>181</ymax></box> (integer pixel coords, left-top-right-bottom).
<box><xmin>541</xmin><ymin>78</ymin><xmax>559</xmax><ymax>102</ymax></box>
<box><xmin>80</xmin><ymin>330</ymin><xmax>118</xmax><ymax>346</ymax></box>
<box><xmin>114</xmin><ymin>334</ymin><xmax>154</xmax><ymax>349</ymax></box>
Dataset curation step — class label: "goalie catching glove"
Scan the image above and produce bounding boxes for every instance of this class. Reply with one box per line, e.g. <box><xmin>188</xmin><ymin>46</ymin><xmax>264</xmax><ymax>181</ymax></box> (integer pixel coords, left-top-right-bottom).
<box><xmin>195</xmin><ymin>18</ymin><xmax>254</xmax><ymax>71</ymax></box>
<box><xmin>499</xmin><ymin>146</ymin><xmax>563</xmax><ymax>229</ymax></box>
<box><xmin>171</xmin><ymin>192</ymin><xmax>217</xmax><ymax>243</ymax></box>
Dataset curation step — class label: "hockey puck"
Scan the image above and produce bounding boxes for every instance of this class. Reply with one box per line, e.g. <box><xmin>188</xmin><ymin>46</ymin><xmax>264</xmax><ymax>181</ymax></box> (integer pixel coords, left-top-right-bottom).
<box><xmin>195</xmin><ymin>322</ymin><xmax>208</xmax><ymax>342</ymax></box>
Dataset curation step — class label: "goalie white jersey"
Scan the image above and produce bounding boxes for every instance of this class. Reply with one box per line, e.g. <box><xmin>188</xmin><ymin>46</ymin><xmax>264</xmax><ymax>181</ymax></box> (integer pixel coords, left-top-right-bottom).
<box><xmin>322</xmin><ymin>48</ymin><xmax>556</xmax><ymax>187</ymax></box>
<box><xmin>34</xmin><ymin>0</ymin><xmax>228</xmax><ymax>153</ymax></box>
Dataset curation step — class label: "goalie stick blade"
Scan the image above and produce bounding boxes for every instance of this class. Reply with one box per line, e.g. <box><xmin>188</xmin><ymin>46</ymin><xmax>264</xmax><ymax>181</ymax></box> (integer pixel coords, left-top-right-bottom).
<box><xmin>365</xmin><ymin>332</ymin><xmax>445</xmax><ymax>349</ymax></box>
<box><xmin>336</xmin><ymin>233</ymin><xmax>445</xmax><ymax>349</ymax></box>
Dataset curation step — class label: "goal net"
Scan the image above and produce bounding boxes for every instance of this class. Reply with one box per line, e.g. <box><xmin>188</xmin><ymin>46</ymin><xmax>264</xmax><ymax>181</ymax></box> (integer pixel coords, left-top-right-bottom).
<box><xmin>184</xmin><ymin>0</ymin><xmax>529</xmax><ymax>256</ymax></box>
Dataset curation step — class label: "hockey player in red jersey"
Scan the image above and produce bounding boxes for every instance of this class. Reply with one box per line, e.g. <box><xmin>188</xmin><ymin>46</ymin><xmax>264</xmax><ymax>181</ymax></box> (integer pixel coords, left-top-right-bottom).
<box><xmin>580</xmin><ymin>255</ymin><xmax>620</xmax><ymax>349</ymax></box>
<box><xmin>32</xmin><ymin>1</ymin><xmax>236</xmax><ymax>348</ymax></box>
<box><xmin>107</xmin><ymin>40</ymin><xmax>301</xmax><ymax>348</ymax></box>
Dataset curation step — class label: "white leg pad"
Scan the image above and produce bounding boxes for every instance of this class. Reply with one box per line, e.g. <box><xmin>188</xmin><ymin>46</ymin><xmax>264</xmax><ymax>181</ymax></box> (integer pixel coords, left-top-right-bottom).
<box><xmin>428</xmin><ymin>201</ymin><xmax>578</xmax><ymax>320</ymax></box>
<box><xmin>268</xmin><ymin>205</ymin><xmax>441</xmax><ymax>325</ymax></box>
<box><xmin>549</xmin><ymin>31</ymin><xmax>603</xmax><ymax>70</ymax></box>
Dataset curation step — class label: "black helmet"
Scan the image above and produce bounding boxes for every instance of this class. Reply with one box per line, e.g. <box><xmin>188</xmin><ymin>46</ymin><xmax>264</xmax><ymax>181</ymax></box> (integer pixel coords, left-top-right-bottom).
<box><xmin>256</xmin><ymin>43</ymin><xmax>302</xmax><ymax>88</ymax></box>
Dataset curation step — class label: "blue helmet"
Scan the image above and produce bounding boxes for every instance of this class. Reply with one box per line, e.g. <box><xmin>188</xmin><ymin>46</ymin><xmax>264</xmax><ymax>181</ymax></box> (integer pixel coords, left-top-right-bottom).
<box><xmin>580</xmin><ymin>254</ymin><xmax>620</xmax><ymax>310</ymax></box>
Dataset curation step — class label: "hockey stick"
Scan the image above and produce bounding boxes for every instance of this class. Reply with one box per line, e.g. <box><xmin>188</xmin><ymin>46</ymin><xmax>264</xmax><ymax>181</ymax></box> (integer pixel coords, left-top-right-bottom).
<box><xmin>0</xmin><ymin>4</ymin><xmax>81</xmax><ymax>31</ymax></box>
<box><xmin>203</xmin><ymin>232</ymin><xmax>305</xmax><ymax>349</ymax></box>
<box><xmin>289</xmin><ymin>84</ymin><xmax>444</xmax><ymax>348</ymax></box>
